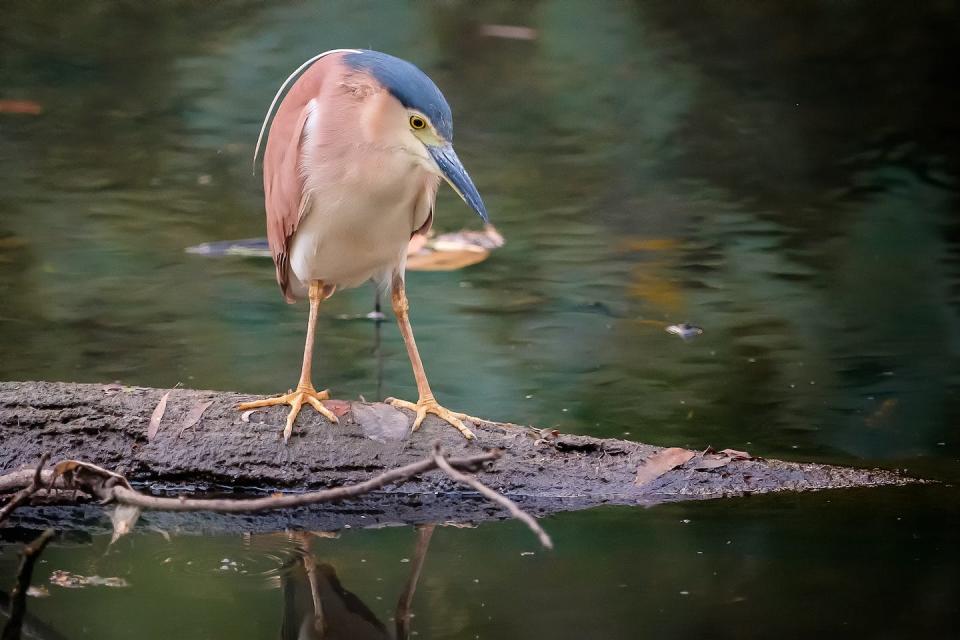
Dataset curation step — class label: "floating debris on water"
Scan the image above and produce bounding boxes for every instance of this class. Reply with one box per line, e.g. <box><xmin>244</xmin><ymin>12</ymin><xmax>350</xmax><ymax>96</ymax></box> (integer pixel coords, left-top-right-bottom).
<box><xmin>50</xmin><ymin>570</ymin><xmax>130</xmax><ymax>589</ymax></box>
<box><xmin>665</xmin><ymin>323</ymin><xmax>704</xmax><ymax>341</ymax></box>
<box><xmin>479</xmin><ymin>24</ymin><xmax>538</xmax><ymax>40</ymax></box>
<box><xmin>185</xmin><ymin>237</ymin><xmax>270</xmax><ymax>257</ymax></box>
<box><xmin>334</xmin><ymin>310</ymin><xmax>387</xmax><ymax>322</ymax></box>
<box><xmin>186</xmin><ymin>225</ymin><xmax>504</xmax><ymax>272</ymax></box>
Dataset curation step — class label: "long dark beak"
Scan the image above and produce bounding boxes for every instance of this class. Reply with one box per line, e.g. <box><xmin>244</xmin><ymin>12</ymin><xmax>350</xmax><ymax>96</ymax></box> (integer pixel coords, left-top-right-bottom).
<box><xmin>429</xmin><ymin>144</ymin><xmax>489</xmax><ymax>223</ymax></box>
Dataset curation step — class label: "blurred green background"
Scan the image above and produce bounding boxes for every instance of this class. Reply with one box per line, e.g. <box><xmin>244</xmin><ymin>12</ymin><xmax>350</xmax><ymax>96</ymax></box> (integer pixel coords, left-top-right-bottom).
<box><xmin>1</xmin><ymin>1</ymin><xmax>958</xmax><ymax>638</ymax></box>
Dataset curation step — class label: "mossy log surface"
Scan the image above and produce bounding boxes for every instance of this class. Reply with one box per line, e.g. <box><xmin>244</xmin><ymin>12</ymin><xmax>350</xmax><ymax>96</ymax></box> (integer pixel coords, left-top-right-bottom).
<box><xmin>0</xmin><ymin>381</ymin><xmax>913</xmax><ymax>534</ymax></box>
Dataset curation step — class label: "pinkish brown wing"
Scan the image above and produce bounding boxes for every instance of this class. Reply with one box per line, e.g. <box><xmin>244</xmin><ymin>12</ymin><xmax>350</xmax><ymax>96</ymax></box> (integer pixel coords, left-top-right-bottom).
<box><xmin>260</xmin><ymin>52</ymin><xmax>351</xmax><ymax>302</ymax></box>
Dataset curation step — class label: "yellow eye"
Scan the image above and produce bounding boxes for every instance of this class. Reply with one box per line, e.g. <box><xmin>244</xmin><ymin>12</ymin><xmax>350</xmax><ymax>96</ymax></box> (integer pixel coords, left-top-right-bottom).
<box><xmin>409</xmin><ymin>115</ymin><xmax>426</xmax><ymax>130</ymax></box>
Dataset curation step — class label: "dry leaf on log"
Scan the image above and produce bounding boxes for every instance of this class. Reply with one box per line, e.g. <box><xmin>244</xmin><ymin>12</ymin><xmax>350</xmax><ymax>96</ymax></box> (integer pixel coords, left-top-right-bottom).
<box><xmin>178</xmin><ymin>400</ymin><xmax>213</xmax><ymax>438</ymax></box>
<box><xmin>147</xmin><ymin>391</ymin><xmax>170</xmax><ymax>441</ymax></box>
<box><xmin>635</xmin><ymin>447</ymin><xmax>695</xmax><ymax>486</ymax></box>
<box><xmin>719</xmin><ymin>448</ymin><xmax>752</xmax><ymax>460</ymax></box>
<box><xmin>323</xmin><ymin>399</ymin><xmax>352</xmax><ymax>418</ymax></box>
<box><xmin>694</xmin><ymin>456</ymin><xmax>732</xmax><ymax>470</ymax></box>
<box><xmin>692</xmin><ymin>447</ymin><xmax>755</xmax><ymax>471</ymax></box>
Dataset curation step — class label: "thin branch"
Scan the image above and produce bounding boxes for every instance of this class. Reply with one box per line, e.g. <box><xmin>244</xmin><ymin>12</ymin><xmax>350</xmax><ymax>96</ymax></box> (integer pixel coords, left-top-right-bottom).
<box><xmin>432</xmin><ymin>443</ymin><xmax>553</xmax><ymax>549</ymax></box>
<box><xmin>2</xmin><ymin>528</ymin><xmax>55</xmax><ymax>640</ymax></box>
<box><xmin>0</xmin><ymin>470</ymin><xmax>51</xmax><ymax>495</ymax></box>
<box><xmin>0</xmin><ymin>454</ymin><xmax>49</xmax><ymax>525</ymax></box>
<box><xmin>102</xmin><ymin>450</ymin><xmax>501</xmax><ymax>513</ymax></box>
<box><xmin>0</xmin><ymin>470</ymin><xmax>78</xmax><ymax>495</ymax></box>
<box><xmin>0</xmin><ymin>447</ymin><xmax>553</xmax><ymax>549</ymax></box>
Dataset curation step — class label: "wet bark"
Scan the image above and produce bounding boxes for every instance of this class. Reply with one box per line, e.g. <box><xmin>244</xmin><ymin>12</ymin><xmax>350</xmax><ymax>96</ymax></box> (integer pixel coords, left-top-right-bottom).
<box><xmin>0</xmin><ymin>381</ymin><xmax>913</xmax><ymax>533</ymax></box>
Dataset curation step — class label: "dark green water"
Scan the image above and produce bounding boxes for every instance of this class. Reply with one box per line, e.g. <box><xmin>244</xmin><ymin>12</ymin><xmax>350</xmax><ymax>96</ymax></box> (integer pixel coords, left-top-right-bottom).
<box><xmin>2</xmin><ymin>1</ymin><xmax>959</xmax><ymax>637</ymax></box>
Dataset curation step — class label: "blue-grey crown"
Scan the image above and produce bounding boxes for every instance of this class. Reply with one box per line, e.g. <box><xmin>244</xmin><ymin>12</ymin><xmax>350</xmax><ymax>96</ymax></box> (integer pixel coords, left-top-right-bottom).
<box><xmin>344</xmin><ymin>50</ymin><xmax>453</xmax><ymax>141</ymax></box>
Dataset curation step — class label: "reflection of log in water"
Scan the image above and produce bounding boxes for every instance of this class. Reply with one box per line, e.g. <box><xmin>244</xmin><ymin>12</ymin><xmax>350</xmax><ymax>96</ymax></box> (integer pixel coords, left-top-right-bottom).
<box><xmin>281</xmin><ymin>526</ymin><xmax>435</xmax><ymax>640</ymax></box>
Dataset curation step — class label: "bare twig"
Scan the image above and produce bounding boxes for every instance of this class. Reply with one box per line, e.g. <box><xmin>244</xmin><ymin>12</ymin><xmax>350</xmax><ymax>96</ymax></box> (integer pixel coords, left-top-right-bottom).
<box><xmin>0</xmin><ymin>470</ymin><xmax>52</xmax><ymax>495</ymax></box>
<box><xmin>0</xmin><ymin>447</ymin><xmax>553</xmax><ymax>549</ymax></box>
<box><xmin>431</xmin><ymin>443</ymin><xmax>553</xmax><ymax>549</ymax></box>
<box><xmin>103</xmin><ymin>450</ymin><xmax>500</xmax><ymax>512</ymax></box>
<box><xmin>0</xmin><ymin>454</ymin><xmax>49</xmax><ymax>525</ymax></box>
<box><xmin>2</xmin><ymin>528</ymin><xmax>55</xmax><ymax>640</ymax></box>
<box><xmin>0</xmin><ymin>452</ymin><xmax>497</xmax><ymax>514</ymax></box>
<box><xmin>0</xmin><ymin>471</ymin><xmax>72</xmax><ymax>496</ymax></box>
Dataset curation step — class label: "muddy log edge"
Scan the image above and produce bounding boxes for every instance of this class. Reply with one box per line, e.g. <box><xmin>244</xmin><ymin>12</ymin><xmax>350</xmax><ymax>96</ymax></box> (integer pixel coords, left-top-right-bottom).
<box><xmin>0</xmin><ymin>381</ymin><xmax>916</xmax><ymax>533</ymax></box>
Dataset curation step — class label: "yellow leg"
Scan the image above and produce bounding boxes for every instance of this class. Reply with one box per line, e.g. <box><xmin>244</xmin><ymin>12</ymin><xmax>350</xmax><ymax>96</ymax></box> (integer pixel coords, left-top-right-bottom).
<box><xmin>386</xmin><ymin>275</ymin><xmax>481</xmax><ymax>440</ymax></box>
<box><xmin>239</xmin><ymin>280</ymin><xmax>338</xmax><ymax>441</ymax></box>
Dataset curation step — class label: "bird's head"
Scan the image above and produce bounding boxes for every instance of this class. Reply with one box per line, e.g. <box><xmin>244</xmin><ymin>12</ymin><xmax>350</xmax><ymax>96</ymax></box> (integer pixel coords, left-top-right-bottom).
<box><xmin>344</xmin><ymin>50</ymin><xmax>489</xmax><ymax>223</ymax></box>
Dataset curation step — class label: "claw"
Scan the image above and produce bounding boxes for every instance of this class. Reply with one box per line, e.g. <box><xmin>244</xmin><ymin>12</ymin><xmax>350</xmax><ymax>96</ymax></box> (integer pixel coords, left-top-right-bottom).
<box><xmin>239</xmin><ymin>385</ymin><xmax>338</xmax><ymax>442</ymax></box>
<box><xmin>387</xmin><ymin>397</ymin><xmax>477</xmax><ymax>440</ymax></box>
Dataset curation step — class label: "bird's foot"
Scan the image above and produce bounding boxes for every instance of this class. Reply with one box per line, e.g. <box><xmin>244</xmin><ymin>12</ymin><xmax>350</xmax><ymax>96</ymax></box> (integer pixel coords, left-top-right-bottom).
<box><xmin>238</xmin><ymin>385</ymin><xmax>338</xmax><ymax>442</ymax></box>
<box><xmin>386</xmin><ymin>396</ymin><xmax>479</xmax><ymax>440</ymax></box>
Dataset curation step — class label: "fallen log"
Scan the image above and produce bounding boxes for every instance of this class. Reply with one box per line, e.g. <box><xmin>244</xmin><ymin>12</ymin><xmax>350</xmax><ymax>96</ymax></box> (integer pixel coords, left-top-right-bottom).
<box><xmin>0</xmin><ymin>381</ymin><xmax>914</xmax><ymax>533</ymax></box>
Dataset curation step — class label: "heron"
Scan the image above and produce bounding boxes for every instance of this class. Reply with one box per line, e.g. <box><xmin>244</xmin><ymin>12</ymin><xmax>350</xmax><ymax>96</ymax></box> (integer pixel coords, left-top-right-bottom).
<box><xmin>239</xmin><ymin>49</ymin><xmax>489</xmax><ymax>442</ymax></box>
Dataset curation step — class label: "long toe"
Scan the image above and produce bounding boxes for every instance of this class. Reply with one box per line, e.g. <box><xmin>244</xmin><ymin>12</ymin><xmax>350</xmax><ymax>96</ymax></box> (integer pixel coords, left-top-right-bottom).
<box><xmin>388</xmin><ymin>397</ymin><xmax>476</xmax><ymax>440</ymax></box>
<box><xmin>238</xmin><ymin>395</ymin><xmax>292</xmax><ymax>410</ymax></box>
<box><xmin>239</xmin><ymin>387</ymin><xmax>338</xmax><ymax>441</ymax></box>
<box><xmin>282</xmin><ymin>394</ymin><xmax>306</xmax><ymax>442</ymax></box>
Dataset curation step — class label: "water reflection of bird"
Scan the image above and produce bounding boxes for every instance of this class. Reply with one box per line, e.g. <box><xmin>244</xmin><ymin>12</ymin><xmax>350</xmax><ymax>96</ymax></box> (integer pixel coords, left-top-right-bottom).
<box><xmin>281</xmin><ymin>556</ymin><xmax>387</xmax><ymax>640</ymax></box>
<box><xmin>280</xmin><ymin>526</ymin><xmax>435</xmax><ymax>640</ymax></box>
<box><xmin>238</xmin><ymin>50</ymin><xmax>490</xmax><ymax>441</ymax></box>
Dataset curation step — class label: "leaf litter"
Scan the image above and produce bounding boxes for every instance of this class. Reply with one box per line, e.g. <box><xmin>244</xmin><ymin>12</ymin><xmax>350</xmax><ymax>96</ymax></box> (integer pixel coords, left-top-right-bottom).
<box><xmin>635</xmin><ymin>447</ymin><xmax>696</xmax><ymax>486</ymax></box>
<box><xmin>147</xmin><ymin>390</ymin><xmax>171</xmax><ymax>440</ymax></box>
<box><xmin>635</xmin><ymin>446</ymin><xmax>757</xmax><ymax>485</ymax></box>
<box><xmin>324</xmin><ymin>399</ymin><xmax>352</xmax><ymax>418</ymax></box>
<box><xmin>692</xmin><ymin>447</ymin><xmax>756</xmax><ymax>471</ymax></box>
<box><xmin>178</xmin><ymin>400</ymin><xmax>213</xmax><ymax>438</ymax></box>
